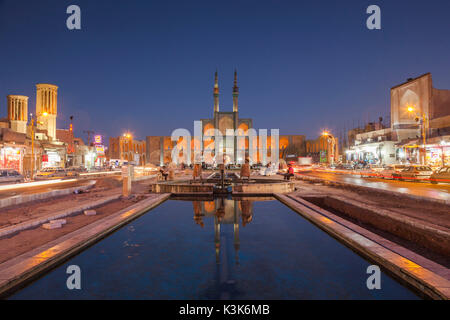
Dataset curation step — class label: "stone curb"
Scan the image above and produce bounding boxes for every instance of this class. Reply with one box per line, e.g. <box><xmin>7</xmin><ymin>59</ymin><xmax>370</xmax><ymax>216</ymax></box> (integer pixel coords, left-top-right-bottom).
<box><xmin>0</xmin><ymin>193</ymin><xmax>121</xmax><ymax>238</ymax></box>
<box><xmin>0</xmin><ymin>181</ymin><xmax>96</xmax><ymax>209</ymax></box>
<box><xmin>0</xmin><ymin>194</ymin><xmax>170</xmax><ymax>297</ymax></box>
<box><xmin>275</xmin><ymin>193</ymin><xmax>450</xmax><ymax>300</ymax></box>
<box><xmin>296</xmin><ymin>174</ymin><xmax>450</xmax><ymax>206</ymax></box>
<box><xmin>326</xmin><ymin>194</ymin><xmax>450</xmax><ymax>240</ymax></box>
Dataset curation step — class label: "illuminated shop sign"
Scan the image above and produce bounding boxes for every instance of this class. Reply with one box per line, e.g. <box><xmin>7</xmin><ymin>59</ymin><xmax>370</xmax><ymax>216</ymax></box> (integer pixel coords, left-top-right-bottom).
<box><xmin>0</xmin><ymin>147</ymin><xmax>22</xmax><ymax>172</ymax></box>
<box><xmin>95</xmin><ymin>145</ymin><xmax>105</xmax><ymax>155</ymax></box>
<box><xmin>94</xmin><ymin>135</ymin><xmax>102</xmax><ymax>145</ymax></box>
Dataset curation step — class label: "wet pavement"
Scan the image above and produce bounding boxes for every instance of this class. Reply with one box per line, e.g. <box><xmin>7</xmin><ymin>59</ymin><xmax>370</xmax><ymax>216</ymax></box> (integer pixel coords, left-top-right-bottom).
<box><xmin>299</xmin><ymin>171</ymin><xmax>450</xmax><ymax>202</ymax></box>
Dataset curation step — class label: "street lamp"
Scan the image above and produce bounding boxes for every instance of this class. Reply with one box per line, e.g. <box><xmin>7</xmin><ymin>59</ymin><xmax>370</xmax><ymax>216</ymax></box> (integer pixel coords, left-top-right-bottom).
<box><xmin>29</xmin><ymin>112</ymin><xmax>48</xmax><ymax>180</ymax></box>
<box><xmin>122</xmin><ymin>132</ymin><xmax>133</xmax><ymax>163</ymax></box>
<box><xmin>407</xmin><ymin>105</ymin><xmax>428</xmax><ymax>164</ymax></box>
<box><xmin>322</xmin><ymin>131</ymin><xmax>336</xmax><ymax>165</ymax></box>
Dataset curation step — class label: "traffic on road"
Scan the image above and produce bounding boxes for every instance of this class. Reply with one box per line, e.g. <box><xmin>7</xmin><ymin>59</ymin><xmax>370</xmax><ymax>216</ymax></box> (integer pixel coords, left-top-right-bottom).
<box><xmin>296</xmin><ymin>166</ymin><xmax>450</xmax><ymax>203</ymax></box>
<box><xmin>307</xmin><ymin>163</ymin><xmax>450</xmax><ymax>184</ymax></box>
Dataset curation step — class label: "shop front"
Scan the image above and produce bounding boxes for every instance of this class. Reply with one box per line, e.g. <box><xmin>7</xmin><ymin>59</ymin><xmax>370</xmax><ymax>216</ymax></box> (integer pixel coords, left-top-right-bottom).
<box><xmin>84</xmin><ymin>151</ymin><xmax>96</xmax><ymax>169</ymax></box>
<box><xmin>0</xmin><ymin>145</ymin><xmax>23</xmax><ymax>173</ymax></box>
<box><xmin>42</xmin><ymin>151</ymin><xmax>62</xmax><ymax>168</ymax></box>
<box><xmin>425</xmin><ymin>143</ymin><xmax>450</xmax><ymax>168</ymax></box>
<box><xmin>397</xmin><ymin>138</ymin><xmax>450</xmax><ymax>167</ymax></box>
<box><xmin>347</xmin><ymin>141</ymin><xmax>396</xmax><ymax>165</ymax></box>
<box><xmin>396</xmin><ymin>145</ymin><xmax>422</xmax><ymax>165</ymax></box>
<box><xmin>95</xmin><ymin>145</ymin><xmax>105</xmax><ymax>167</ymax></box>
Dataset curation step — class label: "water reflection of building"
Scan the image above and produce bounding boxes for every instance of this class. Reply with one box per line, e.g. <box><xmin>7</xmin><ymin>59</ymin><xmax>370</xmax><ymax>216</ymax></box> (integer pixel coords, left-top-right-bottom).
<box><xmin>192</xmin><ymin>198</ymin><xmax>254</xmax><ymax>265</ymax></box>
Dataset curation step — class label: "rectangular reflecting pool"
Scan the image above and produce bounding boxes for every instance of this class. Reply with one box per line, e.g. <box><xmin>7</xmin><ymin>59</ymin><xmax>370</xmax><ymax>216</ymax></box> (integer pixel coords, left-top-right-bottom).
<box><xmin>9</xmin><ymin>199</ymin><xmax>420</xmax><ymax>299</ymax></box>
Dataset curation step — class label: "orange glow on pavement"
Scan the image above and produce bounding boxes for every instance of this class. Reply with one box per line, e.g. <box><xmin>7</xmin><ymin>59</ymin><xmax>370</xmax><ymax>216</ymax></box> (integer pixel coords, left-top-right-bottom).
<box><xmin>0</xmin><ymin>179</ymin><xmax>77</xmax><ymax>192</ymax></box>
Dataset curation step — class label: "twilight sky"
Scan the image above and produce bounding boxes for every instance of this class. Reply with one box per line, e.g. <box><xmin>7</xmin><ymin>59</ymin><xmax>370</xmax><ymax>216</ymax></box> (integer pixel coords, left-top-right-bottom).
<box><xmin>1</xmin><ymin>0</ymin><xmax>449</xmax><ymax>143</ymax></box>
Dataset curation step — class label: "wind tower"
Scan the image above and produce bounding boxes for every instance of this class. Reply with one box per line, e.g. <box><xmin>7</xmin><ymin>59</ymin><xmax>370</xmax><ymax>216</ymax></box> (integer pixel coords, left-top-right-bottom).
<box><xmin>7</xmin><ymin>95</ymin><xmax>28</xmax><ymax>134</ymax></box>
<box><xmin>36</xmin><ymin>84</ymin><xmax>58</xmax><ymax>140</ymax></box>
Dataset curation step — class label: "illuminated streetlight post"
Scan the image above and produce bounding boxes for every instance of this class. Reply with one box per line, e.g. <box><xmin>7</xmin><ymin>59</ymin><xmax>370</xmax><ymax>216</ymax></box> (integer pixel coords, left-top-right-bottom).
<box><xmin>121</xmin><ymin>132</ymin><xmax>133</xmax><ymax>197</ymax></box>
<box><xmin>407</xmin><ymin>106</ymin><xmax>428</xmax><ymax>165</ymax></box>
<box><xmin>29</xmin><ymin>112</ymin><xmax>47</xmax><ymax>180</ymax></box>
<box><xmin>122</xmin><ymin>132</ymin><xmax>132</xmax><ymax>163</ymax></box>
<box><xmin>322</xmin><ymin>131</ymin><xmax>336</xmax><ymax>165</ymax></box>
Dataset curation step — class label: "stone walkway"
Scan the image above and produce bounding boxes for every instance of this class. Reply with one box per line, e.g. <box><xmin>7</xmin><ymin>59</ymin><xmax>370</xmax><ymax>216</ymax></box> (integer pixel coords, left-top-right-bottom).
<box><xmin>0</xmin><ymin>187</ymin><xmax>122</xmax><ymax>229</ymax></box>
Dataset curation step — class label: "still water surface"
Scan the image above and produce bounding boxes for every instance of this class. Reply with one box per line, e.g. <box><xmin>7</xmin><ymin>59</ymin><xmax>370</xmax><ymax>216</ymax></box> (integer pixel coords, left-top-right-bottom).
<box><xmin>10</xmin><ymin>199</ymin><xmax>419</xmax><ymax>299</ymax></box>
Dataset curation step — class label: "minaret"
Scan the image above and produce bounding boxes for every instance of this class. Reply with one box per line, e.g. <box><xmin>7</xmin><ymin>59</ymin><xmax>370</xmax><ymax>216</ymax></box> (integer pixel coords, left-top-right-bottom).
<box><xmin>233</xmin><ymin>70</ymin><xmax>239</xmax><ymax>113</ymax></box>
<box><xmin>213</xmin><ymin>71</ymin><xmax>219</xmax><ymax>113</ymax></box>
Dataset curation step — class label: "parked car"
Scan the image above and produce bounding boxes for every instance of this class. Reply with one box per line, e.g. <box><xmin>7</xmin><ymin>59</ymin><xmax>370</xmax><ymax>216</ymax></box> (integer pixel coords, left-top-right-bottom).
<box><xmin>335</xmin><ymin>163</ymin><xmax>354</xmax><ymax>170</ymax></box>
<box><xmin>359</xmin><ymin>164</ymin><xmax>385</xmax><ymax>178</ymax></box>
<box><xmin>35</xmin><ymin>167</ymin><xmax>67</xmax><ymax>180</ymax></box>
<box><xmin>66</xmin><ymin>166</ymin><xmax>87</xmax><ymax>177</ymax></box>
<box><xmin>0</xmin><ymin>169</ymin><xmax>25</xmax><ymax>184</ymax></box>
<box><xmin>392</xmin><ymin>165</ymin><xmax>433</xmax><ymax>181</ymax></box>
<box><xmin>378</xmin><ymin>164</ymin><xmax>407</xmax><ymax>179</ymax></box>
<box><xmin>430</xmin><ymin>167</ymin><xmax>450</xmax><ymax>184</ymax></box>
<box><xmin>354</xmin><ymin>163</ymin><xmax>365</xmax><ymax>170</ymax></box>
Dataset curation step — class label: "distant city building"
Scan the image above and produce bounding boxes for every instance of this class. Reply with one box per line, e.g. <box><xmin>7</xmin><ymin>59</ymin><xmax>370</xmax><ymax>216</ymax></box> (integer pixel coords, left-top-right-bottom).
<box><xmin>56</xmin><ymin>129</ymin><xmax>99</xmax><ymax>168</ymax></box>
<box><xmin>108</xmin><ymin>135</ymin><xmax>146</xmax><ymax>166</ymax></box>
<box><xmin>306</xmin><ymin>135</ymin><xmax>339</xmax><ymax>164</ymax></box>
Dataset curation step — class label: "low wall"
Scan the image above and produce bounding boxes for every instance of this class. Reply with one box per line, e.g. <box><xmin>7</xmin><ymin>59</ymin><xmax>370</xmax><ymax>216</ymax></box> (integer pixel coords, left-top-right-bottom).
<box><xmin>276</xmin><ymin>194</ymin><xmax>450</xmax><ymax>300</ymax></box>
<box><xmin>233</xmin><ymin>182</ymin><xmax>295</xmax><ymax>195</ymax></box>
<box><xmin>150</xmin><ymin>181</ymin><xmax>295</xmax><ymax>195</ymax></box>
<box><xmin>150</xmin><ymin>183</ymin><xmax>214</xmax><ymax>194</ymax></box>
<box><xmin>315</xmin><ymin>196</ymin><xmax>450</xmax><ymax>257</ymax></box>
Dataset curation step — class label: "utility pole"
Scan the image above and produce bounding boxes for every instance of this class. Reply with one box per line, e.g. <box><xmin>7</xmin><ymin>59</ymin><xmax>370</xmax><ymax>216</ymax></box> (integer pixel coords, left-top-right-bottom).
<box><xmin>83</xmin><ymin>130</ymin><xmax>95</xmax><ymax>146</ymax></box>
<box><xmin>29</xmin><ymin>113</ymin><xmax>47</xmax><ymax>180</ymax></box>
<box><xmin>68</xmin><ymin>116</ymin><xmax>75</xmax><ymax>167</ymax></box>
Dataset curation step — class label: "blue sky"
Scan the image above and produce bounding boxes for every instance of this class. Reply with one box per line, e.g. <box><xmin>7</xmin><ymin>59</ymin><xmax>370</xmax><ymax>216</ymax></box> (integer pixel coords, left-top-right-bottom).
<box><xmin>1</xmin><ymin>0</ymin><xmax>449</xmax><ymax>142</ymax></box>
